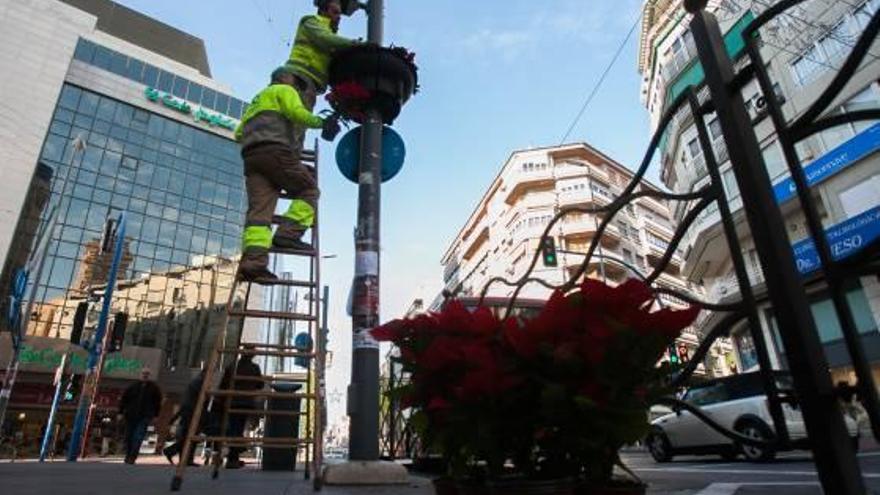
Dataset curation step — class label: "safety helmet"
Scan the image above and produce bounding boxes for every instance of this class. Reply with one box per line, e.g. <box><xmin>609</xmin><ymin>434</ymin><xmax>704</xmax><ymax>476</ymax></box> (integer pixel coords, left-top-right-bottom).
<box><xmin>270</xmin><ymin>65</ymin><xmax>294</xmax><ymax>83</ymax></box>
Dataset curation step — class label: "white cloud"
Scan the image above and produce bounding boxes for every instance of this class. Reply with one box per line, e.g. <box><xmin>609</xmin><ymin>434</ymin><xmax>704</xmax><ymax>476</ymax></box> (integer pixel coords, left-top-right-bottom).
<box><xmin>453</xmin><ymin>0</ymin><xmax>643</xmax><ymax>63</ymax></box>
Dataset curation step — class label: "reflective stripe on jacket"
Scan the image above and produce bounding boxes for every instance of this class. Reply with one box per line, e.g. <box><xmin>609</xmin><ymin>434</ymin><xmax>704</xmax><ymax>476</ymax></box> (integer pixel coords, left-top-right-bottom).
<box><xmin>288</xmin><ymin>14</ymin><xmax>356</xmax><ymax>90</ymax></box>
<box><xmin>235</xmin><ymin>84</ymin><xmax>323</xmax><ymax>150</ymax></box>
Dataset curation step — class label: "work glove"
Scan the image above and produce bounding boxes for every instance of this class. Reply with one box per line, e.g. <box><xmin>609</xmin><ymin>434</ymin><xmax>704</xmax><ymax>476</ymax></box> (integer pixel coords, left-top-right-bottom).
<box><xmin>321</xmin><ymin>114</ymin><xmax>341</xmax><ymax>142</ymax></box>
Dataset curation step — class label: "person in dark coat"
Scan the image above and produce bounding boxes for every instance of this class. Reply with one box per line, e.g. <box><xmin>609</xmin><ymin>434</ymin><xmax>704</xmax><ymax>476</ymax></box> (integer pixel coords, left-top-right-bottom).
<box><xmin>118</xmin><ymin>367</ymin><xmax>162</xmax><ymax>464</ymax></box>
<box><xmin>163</xmin><ymin>369</ymin><xmax>206</xmax><ymax>465</ymax></box>
<box><xmin>218</xmin><ymin>348</ymin><xmax>263</xmax><ymax>468</ymax></box>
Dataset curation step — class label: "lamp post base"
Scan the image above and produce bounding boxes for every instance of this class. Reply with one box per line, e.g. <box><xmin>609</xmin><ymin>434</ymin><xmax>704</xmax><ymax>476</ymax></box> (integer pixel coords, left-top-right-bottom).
<box><xmin>323</xmin><ymin>460</ymin><xmax>409</xmax><ymax>486</ymax></box>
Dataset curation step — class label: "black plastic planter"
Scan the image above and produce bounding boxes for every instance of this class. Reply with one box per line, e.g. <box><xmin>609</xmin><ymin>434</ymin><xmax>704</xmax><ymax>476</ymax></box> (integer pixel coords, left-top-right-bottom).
<box><xmin>328</xmin><ymin>44</ymin><xmax>418</xmax><ymax>124</ymax></box>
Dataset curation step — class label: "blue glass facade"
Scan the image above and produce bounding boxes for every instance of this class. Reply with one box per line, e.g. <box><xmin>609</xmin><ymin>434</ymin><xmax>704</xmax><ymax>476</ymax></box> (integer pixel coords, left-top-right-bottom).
<box><xmin>25</xmin><ymin>83</ymin><xmax>246</xmax><ymax>367</ymax></box>
<box><xmin>72</xmin><ymin>38</ymin><xmax>248</xmax><ymax>120</ymax></box>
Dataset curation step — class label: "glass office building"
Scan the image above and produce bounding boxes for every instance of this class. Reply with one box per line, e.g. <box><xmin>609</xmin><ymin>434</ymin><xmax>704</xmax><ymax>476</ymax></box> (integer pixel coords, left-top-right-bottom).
<box><xmin>27</xmin><ymin>82</ymin><xmax>247</xmax><ymax>368</ymax></box>
<box><xmin>0</xmin><ymin>0</ymin><xmax>266</xmax><ymax>455</ymax></box>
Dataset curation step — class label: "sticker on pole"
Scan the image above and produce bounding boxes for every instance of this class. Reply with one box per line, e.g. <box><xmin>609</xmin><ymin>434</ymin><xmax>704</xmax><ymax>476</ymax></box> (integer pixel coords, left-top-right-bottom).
<box><xmin>336</xmin><ymin>125</ymin><xmax>406</xmax><ymax>184</ymax></box>
<box><xmin>355</xmin><ymin>251</ymin><xmax>379</xmax><ymax>277</ymax></box>
<box><xmin>353</xmin><ymin>328</ymin><xmax>379</xmax><ymax>350</ymax></box>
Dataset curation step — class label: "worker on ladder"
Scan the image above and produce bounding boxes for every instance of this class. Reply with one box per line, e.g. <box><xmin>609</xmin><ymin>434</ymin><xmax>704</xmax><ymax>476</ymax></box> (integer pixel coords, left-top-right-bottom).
<box><xmin>286</xmin><ymin>0</ymin><xmax>359</xmax><ymax>155</ymax></box>
<box><xmin>234</xmin><ymin>67</ymin><xmax>339</xmax><ymax>282</ymax></box>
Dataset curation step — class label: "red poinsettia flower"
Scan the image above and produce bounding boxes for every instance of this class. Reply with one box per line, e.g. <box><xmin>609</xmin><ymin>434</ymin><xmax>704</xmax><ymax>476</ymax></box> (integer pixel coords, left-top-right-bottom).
<box><xmin>327</xmin><ymin>81</ymin><xmax>371</xmax><ymax>101</ymax></box>
<box><xmin>427</xmin><ymin>396</ymin><xmax>451</xmax><ymax>412</ymax></box>
<box><xmin>420</xmin><ymin>335</ymin><xmax>465</xmax><ymax>371</ymax></box>
<box><xmin>370</xmin><ymin>318</ymin><xmax>409</xmax><ymax>342</ymax></box>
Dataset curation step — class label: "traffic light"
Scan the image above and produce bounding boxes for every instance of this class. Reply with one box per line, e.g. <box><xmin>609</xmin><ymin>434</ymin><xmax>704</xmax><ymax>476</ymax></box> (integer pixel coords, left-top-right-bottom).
<box><xmin>64</xmin><ymin>375</ymin><xmax>82</xmax><ymax>402</ymax></box>
<box><xmin>70</xmin><ymin>302</ymin><xmax>88</xmax><ymax>345</ymax></box>
<box><xmin>109</xmin><ymin>312</ymin><xmax>128</xmax><ymax>353</ymax></box>
<box><xmin>540</xmin><ymin>236</ymin><xmax>558</xmax><ymax>267</ymax></box>
<box><xmin>668</xmin><ymin>344</ymin><xmax>680</xmax><ymax>365</ymax></box>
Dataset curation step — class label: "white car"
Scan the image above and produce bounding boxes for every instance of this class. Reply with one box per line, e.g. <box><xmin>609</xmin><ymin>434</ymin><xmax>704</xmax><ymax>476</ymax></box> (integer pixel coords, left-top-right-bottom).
<box><xmin>646</xmin><ymin>371</ymin><xmax>860</xmax><ymax>462</ymax></box>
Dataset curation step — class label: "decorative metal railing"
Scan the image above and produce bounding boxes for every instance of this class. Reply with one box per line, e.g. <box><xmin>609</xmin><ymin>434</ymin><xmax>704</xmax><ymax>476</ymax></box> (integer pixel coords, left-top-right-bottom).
<box><xmin>471</xmin><ymin>0</ymin><xmax>880</xmax><ymax>492</ymax></box>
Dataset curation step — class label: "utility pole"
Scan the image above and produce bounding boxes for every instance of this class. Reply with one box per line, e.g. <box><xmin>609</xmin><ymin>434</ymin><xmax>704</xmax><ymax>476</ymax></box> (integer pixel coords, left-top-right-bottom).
<box><xmin>348</xmin><ymin>0</ymin><xmax>384</xmax><ymax>462</ymax></box>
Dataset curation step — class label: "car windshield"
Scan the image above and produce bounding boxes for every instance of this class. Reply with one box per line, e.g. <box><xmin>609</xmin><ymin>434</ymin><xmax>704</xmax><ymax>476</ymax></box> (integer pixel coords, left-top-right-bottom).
<box><xmin>684</xmin><ymin>382</ymin><xmax>728</xmax><ymax>406</ymax></box>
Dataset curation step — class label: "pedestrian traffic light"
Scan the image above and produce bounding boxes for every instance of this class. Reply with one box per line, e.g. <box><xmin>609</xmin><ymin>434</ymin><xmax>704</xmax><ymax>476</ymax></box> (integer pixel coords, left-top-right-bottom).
<box><xmin>109</xmin><ymin>312</ymin><xmax>128</xmax><ymax>353</ymax></box>
<box><xmin>668</xmin><ymin>344</ymin><xmax>680</xmax><ymax>365</ymax></box>
<box><xmin>540</xmin><ymin>236</ymin><xmax>558</xmax><ymax>267</ymax></box>
<box><xmin>64</xmin><ymin>375</ymin><xmax>82</xmax><ymax>402</ymax></box>
<box><xmin>70</xmin><ymin>302</ymin><xmax>88</xmax><ymax>345</ymax></box>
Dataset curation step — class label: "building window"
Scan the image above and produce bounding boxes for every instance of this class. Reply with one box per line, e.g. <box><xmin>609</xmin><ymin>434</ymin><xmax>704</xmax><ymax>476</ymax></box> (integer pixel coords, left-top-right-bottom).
<box><xmin>791</xmin><ymin>1</ymin><xmax>879</xmax><ymax>86</ymax></box>
<box><xmin>722</xmin><ymin>168</ymin><xmax>740</xmax><ymax>200</ymax></box>
<box><xmin>762</xmin><ymin>140</ymin><xmax>787</xmax><ymax>180</ymax></box>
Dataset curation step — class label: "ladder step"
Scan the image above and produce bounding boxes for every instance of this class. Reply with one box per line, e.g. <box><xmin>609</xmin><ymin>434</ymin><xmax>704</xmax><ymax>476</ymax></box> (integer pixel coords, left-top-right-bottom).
<box><xmin>193</xmin><ymin>435</ymin><xmax>313</xmax><ymax>445</ymax></box>
<box><xmin>268</xmin><ymin>245</ymin><xmax>317</xmax><ymax>256</ymax></box>
<box><xmin>221</xmin><ymin>348</ymin><xmax>314</xmax><ymax>358</ymax></box>
<box><xmin>228</xmin><ymin>309</ymin><xmax>317</xmax><ymax>321</ymax></box>
<box><xmin>229</xmin><ymin>409</ymin><xmax>305</xmax><ymax>417</ymax></box>
<box><xmin>238</xmin><ymin>342</ymin><xmax>314</xmax><ymax>350</ymax></box>
<box><xmin>228</xmin><ymin>375</ymin><xmax>308</xmax><ymax>385</ymax></box>
<box><xmin>250</xmin><ymin>278</ymin><xmax>317</xmax><ymax>288</ymax></box>
<box><xmin>209</xmin><ymin>390</ymin><xmax>317</xmax><ymax>399</ymax></box>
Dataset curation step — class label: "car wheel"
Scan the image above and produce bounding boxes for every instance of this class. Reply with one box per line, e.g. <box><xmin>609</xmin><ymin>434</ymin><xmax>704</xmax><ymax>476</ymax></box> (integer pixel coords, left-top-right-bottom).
<box><xmin>647</xmin><ymin>428</ymin><xmax>673</xmax><ymax>463</ymax></box>
<box><xmin>720</xmin><ymin>448</ymin><xmax>738</xmax><ymax>461</ymax></box>
<box><xmin>736</xmin><ymin>420</ymin><xmax>776</xmax><ymax>462</ymax></box>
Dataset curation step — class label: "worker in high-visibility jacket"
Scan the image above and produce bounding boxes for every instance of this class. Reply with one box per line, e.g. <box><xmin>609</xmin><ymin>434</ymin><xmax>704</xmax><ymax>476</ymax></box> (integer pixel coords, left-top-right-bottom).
<box><xmin>235</xmin><ymin>66</ymin><xmax>340</xmax><ymax>282</ymax></box>
<box><xmin>286</xmin><ymin>0</ymin><xmax>358</xmax><ymax>156</ymax></box>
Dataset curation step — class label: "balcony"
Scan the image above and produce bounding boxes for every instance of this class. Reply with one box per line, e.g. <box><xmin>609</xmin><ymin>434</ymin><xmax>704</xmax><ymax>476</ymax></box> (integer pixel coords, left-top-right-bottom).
<box><xmin>461</xmin><ymin>225</ymin><xmax>489</xmax><ymax>262</ymax></box>
<box><xmin>561</xmin><ymin>219</ymin><xmax>622</xmax><ymax>247</ymax></box>
<box><xmin>503</xmin><ymin>166</ymin><xmax>554</xmax><ymax>205</ymax></box>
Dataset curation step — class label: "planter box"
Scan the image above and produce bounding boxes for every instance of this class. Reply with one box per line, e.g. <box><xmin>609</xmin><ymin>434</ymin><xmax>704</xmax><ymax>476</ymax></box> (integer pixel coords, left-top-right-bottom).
<box><xmin>328</xmin><ymin>45</ymin><xmax>418</xmax><ymax>124</ymax></box>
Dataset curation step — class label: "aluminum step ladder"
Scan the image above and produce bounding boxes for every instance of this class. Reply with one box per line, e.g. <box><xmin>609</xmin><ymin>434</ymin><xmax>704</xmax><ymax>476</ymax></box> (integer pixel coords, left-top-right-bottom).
<box><xmin>171</xmin><ymin>145</ymin><xmax>326</xmax><ymax>491</ymax></box>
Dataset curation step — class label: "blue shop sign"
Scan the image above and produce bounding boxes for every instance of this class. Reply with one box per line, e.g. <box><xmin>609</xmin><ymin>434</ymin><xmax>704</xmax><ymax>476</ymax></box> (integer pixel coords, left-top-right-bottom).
<box><xmin>773</xmin><ymin>123</ymin><xmax>880</xmax><ymax>203</ymax></box>
<box><xmin>792</xmin><ymin>206</ymin><xmax>880</xmax><ymax>275</ymax></box>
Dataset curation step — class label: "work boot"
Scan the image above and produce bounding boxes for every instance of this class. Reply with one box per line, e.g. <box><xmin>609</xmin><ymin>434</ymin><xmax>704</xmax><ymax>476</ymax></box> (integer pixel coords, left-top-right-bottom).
<box><xmin>237</xmin><ymin>248</ymin><xmax>278</xmax><ymax>283</ymax></box>
<box><xmin>272</xmin><ymin>235</ymin><xmax>313</xmax><ymax>251</ymax></box>
<box><xmin>272</xmin><ymin>227</ymin><xmax>312</xmax><ymax>251</ymax></box>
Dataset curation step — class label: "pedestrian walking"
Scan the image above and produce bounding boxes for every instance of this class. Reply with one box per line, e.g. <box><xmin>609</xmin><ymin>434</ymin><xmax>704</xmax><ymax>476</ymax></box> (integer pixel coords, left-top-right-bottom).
<box><xmin>234</xmin><ymin>66</ymin><xmax>337</xmax><ymax>281</ymax></box>
<box><xmin>163</xmin><ymin>369</ymin><xmax>206</xmax><ymax>466</ymax></box>
<box><xmin>118</xmin><ymin>367</ymin><xmax>162</xmax><ymax>464</ymax></box>
<box><xmin>218</xmin><ymin>348</ymin><xmax>263</xmax><ymax>469</ymax></box>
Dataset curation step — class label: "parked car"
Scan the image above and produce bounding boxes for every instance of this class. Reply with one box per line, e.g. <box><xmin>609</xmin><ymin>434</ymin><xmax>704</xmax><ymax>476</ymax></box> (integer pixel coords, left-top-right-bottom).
<box><xmin>646</xmin><ymin>371</ymin><xmax>860</xmax><ymax>463</ymax></box>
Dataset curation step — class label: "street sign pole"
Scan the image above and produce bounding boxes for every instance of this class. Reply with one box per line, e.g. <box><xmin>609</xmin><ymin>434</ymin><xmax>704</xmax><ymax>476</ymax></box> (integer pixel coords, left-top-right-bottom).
<box><xmin>67</xmin><ymin>212</ymin><xmax>127</xmax><ymax>461</ymax></box>
<box><xmin>348</xmin><ymin>0</ymin><xmax>384</xmax><ymax>461</ymax></box>
<box><xmin>40</xmin><ymin>352</ymin><xmax>69</xmax><ymax>462</ymax></box>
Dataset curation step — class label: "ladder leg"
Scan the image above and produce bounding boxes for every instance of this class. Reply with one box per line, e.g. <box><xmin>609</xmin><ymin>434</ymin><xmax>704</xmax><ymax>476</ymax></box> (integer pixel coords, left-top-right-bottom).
<box><xmin>213</xmin><ymin>292</ymin><xmax>250</xmax><ymax>477</ymax></box>
<box><xmin>170</xmin><ymin>304</ymin><xmax>234</xmax><ymax>491</ymax></box>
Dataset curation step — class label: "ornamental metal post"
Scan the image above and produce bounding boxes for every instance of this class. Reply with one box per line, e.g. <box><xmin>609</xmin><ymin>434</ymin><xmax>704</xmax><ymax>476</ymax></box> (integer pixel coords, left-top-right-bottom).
<box><xmin>348</xmin><ymin>0</ymin><xmax>384</xmax><ymax>461</ymax></box>
<box><xmin>687</xmin><ymin>3</ymin><xmax>865</xmax><ymax>492</ymax></box>
<box><xmin>67</xmin><ymin>212</ymin><xmax>127</xmax><ymax>462</ymax></box>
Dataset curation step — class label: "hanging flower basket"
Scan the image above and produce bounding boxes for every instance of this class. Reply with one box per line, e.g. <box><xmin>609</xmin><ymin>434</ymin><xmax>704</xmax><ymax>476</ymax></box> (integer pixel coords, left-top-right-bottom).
<box><xmin>327</xmin><ymin>44</ymin><xmax>419</xmax><ymax>124</ymax></box>
<box><xmin>373</xmin><ymin>279</ymin><xmax>698</xmax><ymax>495</ymax></box>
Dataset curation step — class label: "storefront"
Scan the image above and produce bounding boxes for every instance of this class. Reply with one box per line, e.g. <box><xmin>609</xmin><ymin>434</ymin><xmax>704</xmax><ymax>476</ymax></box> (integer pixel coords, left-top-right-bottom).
<box><xmin>0</xmin><ymin>334</ymin><xmax>161</xmax><ymax>458</ymax></box>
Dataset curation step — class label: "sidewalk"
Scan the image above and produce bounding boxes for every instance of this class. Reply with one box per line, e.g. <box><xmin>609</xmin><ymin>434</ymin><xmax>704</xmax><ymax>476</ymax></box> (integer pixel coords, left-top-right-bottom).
<box><xmin>0</xmin><ymin>456</ymin><xmax>434</xmax><ymax>495</ymax></box>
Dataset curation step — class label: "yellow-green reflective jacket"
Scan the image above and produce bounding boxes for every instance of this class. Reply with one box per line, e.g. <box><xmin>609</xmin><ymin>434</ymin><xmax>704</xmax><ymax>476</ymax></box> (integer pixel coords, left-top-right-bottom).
<box><xmin>288</xmin><ymin>14</ymin><xmax>356</xmax><ymax>90</ymax></box>
<box><xmin>235</xmin><ymin>84</ymin><xmax>323</xmax><ymax>150</ymax></box>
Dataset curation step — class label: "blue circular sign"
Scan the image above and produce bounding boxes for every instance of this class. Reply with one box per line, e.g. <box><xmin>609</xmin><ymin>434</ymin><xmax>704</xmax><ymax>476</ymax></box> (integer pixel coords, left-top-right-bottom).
<box><xmin>336</xmin><ymin>125</ymin><xmax>406</xmax><ymax>184</ymax></box>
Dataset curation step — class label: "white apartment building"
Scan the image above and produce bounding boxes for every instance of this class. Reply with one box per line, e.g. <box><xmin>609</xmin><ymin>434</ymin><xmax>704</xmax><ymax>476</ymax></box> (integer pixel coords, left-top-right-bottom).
<box><xmin>439</xmin><ymin>143</ymin><xmax>735</xmax><ymax>376</ymax></box>
<box><xmin>638</xmin><ymin>0</ymin><xmax>880</xmax><ymax>382</ymax></box>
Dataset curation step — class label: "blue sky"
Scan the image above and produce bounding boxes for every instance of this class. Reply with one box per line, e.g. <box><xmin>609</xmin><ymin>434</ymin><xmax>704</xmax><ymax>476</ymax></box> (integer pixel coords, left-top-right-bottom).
<box><xmin>116</xmin><ymin>0</ymin><xmax>654</xmax><ymax>424</ymax></box>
